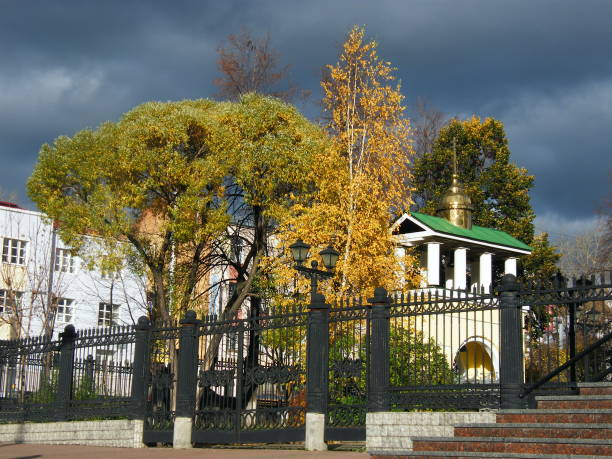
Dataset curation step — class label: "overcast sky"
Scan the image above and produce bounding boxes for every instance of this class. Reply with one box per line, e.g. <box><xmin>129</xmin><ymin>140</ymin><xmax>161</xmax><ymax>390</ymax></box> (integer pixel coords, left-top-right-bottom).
<box><xmin>1</xmin><ymin>0</ymin><xmax>610</xmax><ymax>240</ymax></box>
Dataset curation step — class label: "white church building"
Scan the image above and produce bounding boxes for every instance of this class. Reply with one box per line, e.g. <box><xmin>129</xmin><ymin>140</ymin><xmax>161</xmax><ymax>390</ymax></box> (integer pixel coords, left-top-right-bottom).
<box><xmin>391</xmin><ymin>164</ymin><xmax>532</xmax><ymax>383</ymax></box>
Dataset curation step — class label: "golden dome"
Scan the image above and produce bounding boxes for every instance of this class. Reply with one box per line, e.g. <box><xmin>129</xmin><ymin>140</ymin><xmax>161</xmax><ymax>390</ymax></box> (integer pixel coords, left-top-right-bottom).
<box><xmin>436</xmin><ymin>140</ymin><xmax>473</xmax><ymax>229</ymax></box>
<box><xmin>436</xmin><ymin>173</ymin><xmax>473</xmax><ymax>229</ymax></box>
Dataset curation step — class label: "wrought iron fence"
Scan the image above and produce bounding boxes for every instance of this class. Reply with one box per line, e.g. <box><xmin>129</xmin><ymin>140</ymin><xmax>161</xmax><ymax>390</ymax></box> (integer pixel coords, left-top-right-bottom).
<box><xmin>193</xmin><ymin>303</ymin><xmax>308</xmax><ymax>444</ymax></box>
<box><xmin>0</xmin><ymin>335</ymin><xmax>60</xmax><ymax>422</ymax></box>
<box><xmin>0</xmin><ymin>270</ymin><xmax>609</xmax><ymax>447</ymax></box>
<box><xmin>327</xmin><ymin>297</ymin><xmax>368</xmax><ymax>440</ymax></box>
<box><xmin>520</xmin><ymin>272</ymin><xmax>612</xmax><ymax>405</ymax></box>
<box><xmin>143</xmin><ymin>318</ymin><xmax>179</xmax><ymax>443</ymax></box>
<box><xmin>0</xmin><ymin>325</ymin><xmax>139</xmax><ymax>422</ymax></box>
<box><xmin>69</xmin><ymin>325</ymin><xmax>136</xmax><ymax>420</ymax></box>
<box><xmin>388</xmin><ymin>287</ymin><xmax>501</xmax><ymax>411</ymax></box>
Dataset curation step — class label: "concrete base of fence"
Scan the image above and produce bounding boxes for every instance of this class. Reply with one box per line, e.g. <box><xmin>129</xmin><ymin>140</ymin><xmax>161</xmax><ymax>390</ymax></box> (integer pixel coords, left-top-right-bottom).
<box><xmin>366</xmin><ymin>411</ymin><xmax>496</xmax><ymax>454</ymax></box>
<box><xmin>305</xmin><ymin>412</ymin><xmax>326</xmax><ymax>451</ymax></box>
<box><xmin>173</xmin><ymin>416</ymin><xmax>192</xmax><ymax>449</ymax></box>
<box><xmin>0</xmin><ymin>419</ymin><xmax>146</xmax><ymax>448</ymax></box>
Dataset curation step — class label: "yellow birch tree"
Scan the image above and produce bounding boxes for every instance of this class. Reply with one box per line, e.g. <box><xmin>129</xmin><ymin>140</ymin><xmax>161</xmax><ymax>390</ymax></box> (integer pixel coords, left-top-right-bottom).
<box><xmin>272</xmin><ymin>26</ymin><xmax>419</xmax><ymax>299</ymax></box>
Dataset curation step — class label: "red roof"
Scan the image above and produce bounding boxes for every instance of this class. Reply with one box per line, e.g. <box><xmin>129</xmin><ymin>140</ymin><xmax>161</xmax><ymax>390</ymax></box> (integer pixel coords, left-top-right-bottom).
<box><xmin>0</xmin><ymin>201</ymin><xmax>22</xmax><ymax>209</ymax></box>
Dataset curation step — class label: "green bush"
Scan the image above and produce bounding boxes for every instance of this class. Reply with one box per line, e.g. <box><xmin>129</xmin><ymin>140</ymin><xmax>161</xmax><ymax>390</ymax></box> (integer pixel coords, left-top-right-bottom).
<box><xmin>28</xmin><ymin>370</ymin><xmax>58</xmax><ymax>404</ymax></box>
<box><xmin>390</xmin><ymin>327</ymin><xmax>456</xmax><ymax>386</ymax></box>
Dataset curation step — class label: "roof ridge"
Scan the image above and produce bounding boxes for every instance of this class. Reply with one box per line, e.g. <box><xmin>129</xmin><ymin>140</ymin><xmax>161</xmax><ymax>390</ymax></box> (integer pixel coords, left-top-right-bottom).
<box><xmin>407</xmin><ymin>211</ymin><xmax>532</xmax><ymax>252</ymax></box>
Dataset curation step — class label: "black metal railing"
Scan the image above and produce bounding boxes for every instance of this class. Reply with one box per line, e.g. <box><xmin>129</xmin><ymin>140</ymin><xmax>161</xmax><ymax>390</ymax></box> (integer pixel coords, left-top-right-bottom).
<box><xmin>0</xmin><ymin>270</ymin><xmax>608</xmax><ymax>445</ymax></box>
<box><xmin>521</xmin><ymin>272</ymin><xmax>611</xmax><ymax>405</ymax></box>
<box><xmin>326</xmin><ymin>296</ymin><xmax>369</xmax><ymax>440</ymax></box>
<box><xmin>0</xmin><ymin>324</ymin><xmax>138</xmax><ymax>422</ymax></box>
<box><xmin>387</xmin><ymin>285</ymin><xmax>502</xmax><ymax>411</ymax></box>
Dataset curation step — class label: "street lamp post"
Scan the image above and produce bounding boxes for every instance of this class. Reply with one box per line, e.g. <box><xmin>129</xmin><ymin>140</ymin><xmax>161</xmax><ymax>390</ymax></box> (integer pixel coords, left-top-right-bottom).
<box><xmin>289</xmin><ymin>239</ymin><xmax>339</xmax><ymax>301</ymax></box>
<box><xmin>289</xmin><ymin>239</ymin><xmax>338</xmax><ymax>451</ymax></box>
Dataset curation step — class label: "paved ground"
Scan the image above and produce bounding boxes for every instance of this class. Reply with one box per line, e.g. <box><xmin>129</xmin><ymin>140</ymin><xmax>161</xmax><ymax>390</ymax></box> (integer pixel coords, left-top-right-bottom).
<box><xmin>0</xmin><ymin>444</ymin><xmax>369</xmax><ymax>459</ymax></box>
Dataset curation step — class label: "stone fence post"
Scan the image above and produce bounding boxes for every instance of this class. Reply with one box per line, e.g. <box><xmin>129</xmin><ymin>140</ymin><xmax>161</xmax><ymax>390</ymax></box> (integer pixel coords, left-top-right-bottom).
<box><xmin>498</xmin><ymin>274</ymin><xmax>526</xmax><ymax>409</ymax></box>
<box><xmin>305</xmin><ymin>292</ymin><xmax>329</xmax><ymax>451</ymax></box>
<box><xmin>368</xmin><ymin>287</ymin><xmax>390</xmax><ymax>412</ymax></box>
<box><xmin>173</xmin><ymin>311</ymin><xmax>199</xmax><ymax>448</ymax></box>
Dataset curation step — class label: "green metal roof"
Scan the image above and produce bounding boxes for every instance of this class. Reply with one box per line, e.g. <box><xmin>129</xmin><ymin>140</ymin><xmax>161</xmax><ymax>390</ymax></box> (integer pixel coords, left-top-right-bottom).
<box><xmin>410</xmin><ymin>212</ymin><xmax>532</xmax><ymax>252</ymax></box>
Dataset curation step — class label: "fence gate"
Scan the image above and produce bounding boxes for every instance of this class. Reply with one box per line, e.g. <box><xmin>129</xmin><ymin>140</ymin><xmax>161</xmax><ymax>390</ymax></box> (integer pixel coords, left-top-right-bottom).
<box><xmin>143</xmin><ymin>322</ymin><xmax>179</xmax><ymax>444</ymax></box>
<box><xmin>326</xmin><ymin>298</ymin><xmax>368</xmax><ymax>441</ymax></box>
<box><xmin>192</xmin><ymin>305</ymin><xmax>308</xmax><ymax>444</ymax></box>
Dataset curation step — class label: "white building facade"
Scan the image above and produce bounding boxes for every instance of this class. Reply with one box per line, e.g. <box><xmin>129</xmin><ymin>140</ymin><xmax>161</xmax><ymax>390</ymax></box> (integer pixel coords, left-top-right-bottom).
<box><xmin>0</xmin><ymin>201</ymin><xmax>147</xmax><ymax>340</ymax></box>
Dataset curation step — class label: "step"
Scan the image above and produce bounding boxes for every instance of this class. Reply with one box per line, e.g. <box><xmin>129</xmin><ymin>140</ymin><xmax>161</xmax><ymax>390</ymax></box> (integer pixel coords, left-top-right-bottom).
<box><xmin>411</xmin><ymin>436</ymin><xmax>612</xmax><ymax>456</ymax></box>
<box><xmin>497</xmin><ymin>409</ymin><xmax>612</xmax><ymax>424</ymax></box>
<box><xmin>372</xmin><ymin>452</ymin><xmax>612</xmax><ymax>458</ymax></box>
<box><xmin>454</xmin><ymin>422</ymin><xmax>612</xmax><ymax>439</ymax></box>
<box><xmin>578</xmin><ymin>382</ymin><xmax>612</xmax><ymax>396</ymax></box>
<box><xmin>536</xmin><ymin>395</ymin><xmax>612</xmax><ymax>409</ymax></box>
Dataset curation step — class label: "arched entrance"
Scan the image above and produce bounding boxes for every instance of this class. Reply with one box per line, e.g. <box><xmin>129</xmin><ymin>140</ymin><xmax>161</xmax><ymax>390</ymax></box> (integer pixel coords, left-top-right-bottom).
<box><xmin>455</xmin><ymin>339</ymin><xmax>497</xmax><ymax>383</ymax></box>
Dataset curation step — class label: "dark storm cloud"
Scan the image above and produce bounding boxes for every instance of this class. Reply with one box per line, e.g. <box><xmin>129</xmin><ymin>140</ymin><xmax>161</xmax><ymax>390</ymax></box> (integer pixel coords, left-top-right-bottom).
<box><xmin>1</xmin><ymin>0</ymin><xmax>610</xmax><ymax>236</ymax></box>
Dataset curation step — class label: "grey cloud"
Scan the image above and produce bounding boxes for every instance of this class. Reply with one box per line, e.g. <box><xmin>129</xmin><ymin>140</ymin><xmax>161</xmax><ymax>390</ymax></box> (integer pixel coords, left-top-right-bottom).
<box><xmin>500</xmin><ymin>78</ymin><xmax>612</xmax><ymax>219</ymax></box>
<box><xmin>0</xmin><ymin>0</ymin><xmax>610</xmax><ymax>228</ymax></box>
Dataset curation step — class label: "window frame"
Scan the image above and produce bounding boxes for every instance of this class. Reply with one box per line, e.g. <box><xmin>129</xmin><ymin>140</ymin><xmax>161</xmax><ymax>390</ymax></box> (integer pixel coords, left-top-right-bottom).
<box><xmin>0</xmin><ymin>289</ymin><xmax>24</xmax><ymax>315</ymax></box>
<box><xmin>98</xmin><ymin>302</ymin><xmax>119</xmax><ymax>327</ymax></box>
<box><xmin>1</xmin><ymin>238</ymin><xmax>28</xmax><ymax>266</ymax></box>
<box><xmin>55</xmin><ymin>298</ymin><xmax>74</xmax><ymax>324</ymax></box>
<box><xmin>54</xmin><ymin>248</ymin><xmax>75</xmax><ymax>273</ymax></box>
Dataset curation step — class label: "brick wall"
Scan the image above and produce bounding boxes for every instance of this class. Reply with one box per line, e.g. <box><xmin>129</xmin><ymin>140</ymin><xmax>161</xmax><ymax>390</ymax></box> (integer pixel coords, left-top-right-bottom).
<box><xmin>0</xmin><ymin>419</ymin><xmax>144</xmax><ymax>448</ymax></box>
<box><xmin>366</xmin><ymin>411</ymin><xmax>496</xmax><ymax>454</ymax></box>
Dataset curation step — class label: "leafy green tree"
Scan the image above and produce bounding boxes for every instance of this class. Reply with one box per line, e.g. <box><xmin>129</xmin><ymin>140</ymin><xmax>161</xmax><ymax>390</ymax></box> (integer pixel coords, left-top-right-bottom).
<box><xmin>27</xmin><ymin>95</ymin><xmax>329</xmax><ymax>331</ymax></box>
<box><xmin>522</xmin><ymin>233</ymin><xmax>560</xmax><ymax>282</ymax></box>
<box><xmin>412</xmin><ymin>116</ymin><xmax>559</xmax><ymax>282</ymax></box>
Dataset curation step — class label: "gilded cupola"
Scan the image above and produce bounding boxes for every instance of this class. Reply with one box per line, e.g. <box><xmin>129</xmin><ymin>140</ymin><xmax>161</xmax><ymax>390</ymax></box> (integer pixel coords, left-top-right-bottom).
<box><xmin>436</xmin><ymin>139</ymin><xmax>473</xmax><ymax>229</ymax></box>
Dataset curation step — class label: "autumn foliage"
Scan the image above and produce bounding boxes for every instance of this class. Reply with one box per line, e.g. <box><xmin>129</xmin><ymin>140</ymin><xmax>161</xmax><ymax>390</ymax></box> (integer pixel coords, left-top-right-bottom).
<box><xmin>273</xmin><ymin>26</ymin><xmax>419</xmax><ymax>299</ymax></box>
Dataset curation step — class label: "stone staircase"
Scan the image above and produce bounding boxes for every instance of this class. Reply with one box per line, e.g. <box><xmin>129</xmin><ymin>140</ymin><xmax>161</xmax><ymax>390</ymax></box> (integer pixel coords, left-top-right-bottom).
<box><xmin>387</xmin><ymin>382</ymin><xmax>612</xmax><ymax>458</ymax></box>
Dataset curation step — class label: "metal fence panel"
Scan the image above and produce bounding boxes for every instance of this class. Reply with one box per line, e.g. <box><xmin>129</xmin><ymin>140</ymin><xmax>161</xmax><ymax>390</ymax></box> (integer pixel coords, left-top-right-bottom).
<box><xmin>143</xmin><ymin>320</ymin><xmax>179</xmax><ymax>444</ymax></box>
<box><xmin>193</xmin><ymin>304</ymin><xmax>308</xmax><ymax>444</ymax></box>
<box><xmin>326</xmin><ymin>297</ymin><xmax>368</xmax><ymax>441</ymax></box>
<box><xmin>388</xmin><ymin>288</ymin><xmax>501</xmax><ymax>411</ymax></box>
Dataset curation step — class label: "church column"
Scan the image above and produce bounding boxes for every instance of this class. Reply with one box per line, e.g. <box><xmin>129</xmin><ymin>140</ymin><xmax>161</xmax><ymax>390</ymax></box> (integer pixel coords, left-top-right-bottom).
<box><xmin>479</xmin><ymin>252</ymin><xmax>493</xmax><ymax>293</ymax></box>
<box><xmin>426</xmin><ymin>242</ymin><xmax>441</xmax><ymax>286</ymax></box>
<box><xmin>504</xmin><ymin>257</ymin><xmax>518</xmax><ymax>276</ymax></box>
<box><xmin>395</xmin><ymin>246</ymin><xmax>406</xmax><ymax>288</ymax></box>
<box><xmin>470</xmin><ymin>260</ymin><xmax>480</xmax><ymax>292</ymax></box>
<box><xmin>453</xmin><ymin>247</ymin><xmax>468</xmax><ymax>290</ymax></box>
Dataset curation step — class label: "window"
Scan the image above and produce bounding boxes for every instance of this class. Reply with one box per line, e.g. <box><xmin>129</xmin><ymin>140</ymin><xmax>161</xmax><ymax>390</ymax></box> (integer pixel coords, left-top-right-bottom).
<box><xmin>0</xmin><ymin>290</ymin><xmax>23</xmax><ymax>314</ymax></box>
<box><xmin>2</xmin><ymin>238</ymin><xmax>27</xmax><ymax>265</ymax></box>
<box><xmin>228</xmin><ymin>281</ymin><xmax>237</xmax><ymax>299</ymax></box>
<box><xmin>226</xmin><ymin>332</ymin><xmax>238</xmax><ymax>351</ymax></box>
<box><xmin>56</xmin><ymin>298</ymin><xmax>73</xmax><ymax>324</ymax></box>
<box><xmin>96</xmin><ymin>349</ymin><xmax>115</xmax><ymax>362</ymax></box>
<box><xmin>54</xmin><ymin>249</ymin><xmax>75</xmax><ymax>273</ymax></box>
<box><xmin>98</xmin><ymin>302</ymin><xmax>119</xmax><ymax>327</ymax></box>
<box><xmin>100</xmin><ymin>271</ymin><xmax>117</xmax><ymax>280</ymax></box>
